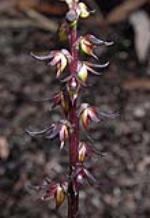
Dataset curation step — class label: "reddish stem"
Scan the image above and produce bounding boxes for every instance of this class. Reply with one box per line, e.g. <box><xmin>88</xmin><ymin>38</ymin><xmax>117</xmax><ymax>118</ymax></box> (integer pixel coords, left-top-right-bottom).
<box><xmin>68</xmin><ymin>20</ymin><xmax>80</xmax><ymax>218</ymax></box>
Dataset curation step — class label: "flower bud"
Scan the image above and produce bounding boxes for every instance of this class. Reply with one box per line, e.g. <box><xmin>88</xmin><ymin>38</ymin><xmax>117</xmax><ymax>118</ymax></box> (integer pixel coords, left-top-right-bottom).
<box><xmin>66</xmin><ymin>10</ymin><xmax>78</xmax><ymax>27</ymax></box>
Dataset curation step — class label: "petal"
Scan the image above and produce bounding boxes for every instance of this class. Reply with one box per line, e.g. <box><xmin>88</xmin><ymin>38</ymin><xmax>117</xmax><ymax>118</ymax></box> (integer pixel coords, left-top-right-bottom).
<box><xmin>79</xmin><ymin>142</ymin><xmax>87</xmax><ymax>162</ymax></box>
<box><xmin>60</xmin><ymin>54</ymin><xmax>68</xmax><ymax>72</ymax></box>
<box><xmin>55</xmin><ymin>185</ymin><xmax>66</xmax><ymax>208</ymax></box>
<box><xmin>61</xmin><ymin>49</ymin><xmax>72</xmax><ymax>63</ymax></box>
<box><xmin>56</xmin><ymin>55</ymin><xmax>68</xmax><ymax>78</ymax></box>
<box><xmin>80</xmin><ymin>37</ymin><xmax>99</xmax><ymax>59</ymax></box>
<box><xmin>49</xmin><ymin>54</ymin><xmax>60</xmax><ymax>66</ymax></box>
<box><xmin>59</xmin><ymin>125</ymin><xmax>69</xmax><ymax>149</ymax></box>
<box><xmin>81</xmin><ymin>109</ymin><xmax>90</xmax><ymax>128</ymax></box>
<box><xmin>60</xmin><ymin>141</ymin><xmax>65</xmax><ymax>150</ymax></box>
<box><xmin>60</xmin><ymin>91</ymin><xmax>70</xmax><ymax>115</ymax></box>
<box><xmin>81</xmin><ymin>42</ymin><xmax>98</xmax><ymax>59</ymax></box>
<box><xmin>78</xmin><ymin>103</ymin><xmax>89</xmax><ymax>116</ymax></box>
<box><xmin>76</xmin><ymin>173</ymin><xmax>84</xmax><ymax>185</ymax></box>
<box><xmin>88</xmin><ymin>108</ymin><xmax>100</xmax><ymax>123</ymax></box>
<box><xmin>79</xmin><ymin>2</ymin><xmax>90</xmax><ymax>18</ymax></box>
<box><xmin>81</xmin><ymin>40</ymin><xmax>92</xmax><ymax>54</ymax></box>
<box><xmin>77</xmin><ymin>64</ymin><xmax>88</xmax><ymax>82</ymax></box>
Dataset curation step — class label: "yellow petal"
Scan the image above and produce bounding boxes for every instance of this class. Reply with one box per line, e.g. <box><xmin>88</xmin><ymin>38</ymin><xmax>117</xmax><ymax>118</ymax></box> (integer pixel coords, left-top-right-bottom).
<box><xmin>59</xmin><ymin>125</ymin><xmax>69</xmax><ymax>149</ymax></box>
<box><xmin>80</xmin><ymin>38</ymin><xmax>92</xmax><ymax>55</ymax></box>
<box><xmin>55</xmin><ymin>185</ymin><xmax>65</xmax><ymax>207</ymax></box>
<box><xmin>78</xmin><ymin>64</ymin><xmax>88</xmax><ymax>82</ymax></box>
<box><xmin>60</xmin><ymin>54</ymin><xmax>68</xmax><ymax>72</ymax></box>
<box><xmin>60</xmin><ymin>92</ymin><xmax>69</xmax><ymax>114</ymax></box>
<box><xmin>56</xmin><ymin>53</ymin><xmax>68</xmax><ymax>78</ymax></box>
<box><xmin>81</xmin><ymin>109</ymin><xmax>89</xmax><ymax>128</ymax></box>
<box><xmin>79</xmin><ymin>142</ymin><xmax>87</xmax><ymax>162</ymax></box>
<box><xmin>79</xmin><ymin>3</ymin><xmax>90</xmax><ymax>18</ymax></box>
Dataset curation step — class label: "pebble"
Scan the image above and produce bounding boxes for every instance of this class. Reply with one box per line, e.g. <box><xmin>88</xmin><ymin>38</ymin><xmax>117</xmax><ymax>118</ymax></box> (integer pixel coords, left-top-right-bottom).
<box><xmin>134</xmin><ymin>107</ymin><xmax>145</xmax><ymax>118</ymax></box>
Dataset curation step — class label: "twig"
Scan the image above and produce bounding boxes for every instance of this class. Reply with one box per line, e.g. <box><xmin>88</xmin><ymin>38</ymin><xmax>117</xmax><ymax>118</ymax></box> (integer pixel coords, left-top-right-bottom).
<box><xmin>81</xmin><ymin>0</ymin><xmax>149</xmax><ymax>28</ymax></box>
<box><xmin>0</xmin><ymin>19</ymin><xmax>37</xmax><ymax>29</ymax></box>
<box><xmin>123</xmin><ymin>78</ymin><xmax>150</xmax><ymax>91</ymax></box>
<box><xmin>107</xmin><ymin>0</ymin><xmax>149</xmax><ymax>24</ymax></box>
<box><xmin>0</xmin><ymin>10</ymin><xmax>58</xmax><ymax>32</ymax></box>
<box><xmin>24</xmin><ymin>9</ymin><xmax>58</xmax><ymax>32</ymax></box>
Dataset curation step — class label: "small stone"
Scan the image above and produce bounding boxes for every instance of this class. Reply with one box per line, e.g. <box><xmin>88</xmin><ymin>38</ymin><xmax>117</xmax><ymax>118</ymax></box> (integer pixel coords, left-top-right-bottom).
<box><xmin>134</xmin><ymin>107</ymin><xmax>145</xmax><ymax>118</ymax></box>
<box><xmin>0</xmin><ymin>137</ymin><xmax>9</xmax><ymax>160</ymax></box>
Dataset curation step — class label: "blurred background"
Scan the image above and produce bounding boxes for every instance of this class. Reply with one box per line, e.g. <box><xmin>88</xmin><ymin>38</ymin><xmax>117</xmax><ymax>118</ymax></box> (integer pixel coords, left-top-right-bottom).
<box><xmin>0</xmin><ymin>0</ymin><xmax>150</xmax><ymax>217</ymax></box>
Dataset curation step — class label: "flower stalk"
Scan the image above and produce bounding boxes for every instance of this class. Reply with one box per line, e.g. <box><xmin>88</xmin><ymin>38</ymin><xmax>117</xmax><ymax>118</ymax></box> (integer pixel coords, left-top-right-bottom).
<box><xmin>26</xmin><ymin>0</ymin><xmax>116</xmax><ymax>217</ymax></box>
<box><xmin>67</xmin><ymin>4</ymin><xmax>79</xmax><ymax>217</ymax></box>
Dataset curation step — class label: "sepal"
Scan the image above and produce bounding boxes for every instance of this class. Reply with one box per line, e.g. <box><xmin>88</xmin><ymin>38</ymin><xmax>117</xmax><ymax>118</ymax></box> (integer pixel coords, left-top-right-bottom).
<box><xmin>85</xmin><ymin>35</ymin><xmax>114</xmax><ymax>47</ymax></box>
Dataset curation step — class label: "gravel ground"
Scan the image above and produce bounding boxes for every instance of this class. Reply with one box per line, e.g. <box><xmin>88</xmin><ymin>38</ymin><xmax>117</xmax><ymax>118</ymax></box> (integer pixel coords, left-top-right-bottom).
<box><xmin>0</xmin><ymin>16</ymin><xmax>150</xmax><ymax>218</ymax></box>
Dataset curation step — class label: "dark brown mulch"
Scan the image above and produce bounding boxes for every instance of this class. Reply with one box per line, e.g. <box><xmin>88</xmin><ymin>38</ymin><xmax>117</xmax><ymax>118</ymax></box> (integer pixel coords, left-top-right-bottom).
<box><xmin>0</xmin><ymin>3</ymin><xmax>150</xmax><ymax>218</ymax></box>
